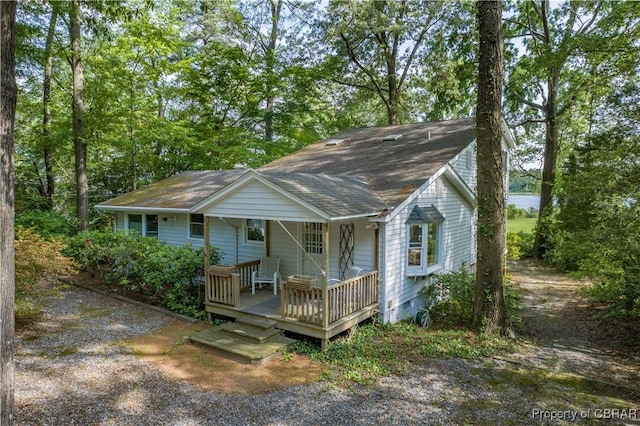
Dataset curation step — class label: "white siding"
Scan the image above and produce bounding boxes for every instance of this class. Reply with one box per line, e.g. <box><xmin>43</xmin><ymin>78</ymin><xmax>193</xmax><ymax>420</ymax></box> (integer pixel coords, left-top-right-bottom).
<box><xmin>450</xmin><ymin>141</ymin><xmax>477</xmax><ymax>190</ymax></box>
<box><xmin>328</xmin><ymin>220</ymin><xmax>377</xmax><ymax>281</ymax></box>
<box><xmin>202</xmin><ymin>180</ymin><xmax>325</xmax><ymax>222</ymax></box>
<box><xmin>270</xmin><ymin>219</ymin><xmax>377</xmax><ymax>283</ymax></box>
<box><xmin>270</xmin><ymin>221</ymin><xmax>299</xmax><ymax>279</ymax></box>
<box><xmin>380</xmin><ymin>176</ymin><xmax>475</xmax><ymax>323</ymax></box>
<box><xmin>115</xmin><ymin>212</ymin><xmax>125</xmax><ymax>231</ymax></box>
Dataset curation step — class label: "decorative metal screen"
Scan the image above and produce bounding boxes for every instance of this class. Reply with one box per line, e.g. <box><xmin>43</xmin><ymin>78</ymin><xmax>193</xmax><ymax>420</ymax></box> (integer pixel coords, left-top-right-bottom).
<box><xmin>339</xmin><ymin>223</ymin><xmax>355</xmax><ymax>280</ymax></box>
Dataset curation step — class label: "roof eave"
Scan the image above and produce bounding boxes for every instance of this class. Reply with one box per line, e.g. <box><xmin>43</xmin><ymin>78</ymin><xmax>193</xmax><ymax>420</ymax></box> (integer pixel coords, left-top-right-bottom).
<box><xmin>94</xmin><ymin>205</ymin><xmax>191</xmax><ymax>214</ymax></box>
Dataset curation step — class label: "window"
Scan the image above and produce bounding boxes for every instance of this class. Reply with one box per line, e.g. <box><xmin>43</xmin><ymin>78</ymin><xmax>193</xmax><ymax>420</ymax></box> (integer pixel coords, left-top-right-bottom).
<box><xmin>245</xmin><ymin>219</ymin><xmax>265</xmax><ymax>245</ymax></box>
<box><xmin>190</xmin><ymin>214</ymin><xmax>204</xmax><ymax>239</ymax></box>
<box><xmin>127</xmin><ymin>214</ymin><xmax>160</xmax><ymax>237</ymax></box>
<box><xmin>406</xmin><ymin>205</ymin><xmax>444</xmax><ymax>276</ymax></box>
<box><xmin>302</xmin><ymin>222</ymin><xmax>323</xmax><ymax>254</ymax></box>
<box><xmin>146</xmin><ymin>214</ymin><xmax>159</xmax><ymax>238</ymax></box>
<box><xmin>128</xmin><ymin>214</ymin><xmax>143</xmax><ymax>235</ymax></box>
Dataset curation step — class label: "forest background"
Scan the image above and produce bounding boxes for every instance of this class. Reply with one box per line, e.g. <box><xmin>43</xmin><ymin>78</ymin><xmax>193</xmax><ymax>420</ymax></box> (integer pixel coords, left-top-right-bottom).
<box><xmin>13</xmin><ymin>0</ymin><xmax>640</xmax><ymax>318</ymax></box>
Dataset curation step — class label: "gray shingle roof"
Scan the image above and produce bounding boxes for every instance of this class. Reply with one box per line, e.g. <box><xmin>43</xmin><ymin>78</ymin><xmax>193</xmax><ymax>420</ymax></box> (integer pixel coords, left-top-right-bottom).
<box><xmin>259</xmin><ymin>118</ymin><xmax>475</xmax><ymax>208</ymax></box>
<box><xmin>97</xmin><ymin>119</ymin><xmax>476</xmax><ymax>217</ymax></box>
<box><xmin>96</xmin><ymin>170</ymin><xmax>248</xmax><ymax>210</ymax></box>
<box><xmin>259</xmin><ymin>172</ymin><xmax>389</xmax><ymax>218</ymax></box>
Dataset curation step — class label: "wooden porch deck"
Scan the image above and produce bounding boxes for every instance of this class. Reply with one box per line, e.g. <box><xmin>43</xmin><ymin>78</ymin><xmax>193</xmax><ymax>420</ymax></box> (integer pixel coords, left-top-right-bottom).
<box><xmin>204</xmin><ymin>261</ymin><xmax>379</xmax><ymax>348</ymax></box>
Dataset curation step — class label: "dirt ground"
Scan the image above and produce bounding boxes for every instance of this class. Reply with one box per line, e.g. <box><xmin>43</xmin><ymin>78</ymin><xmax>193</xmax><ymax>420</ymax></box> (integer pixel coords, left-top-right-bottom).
<box><xmin>506</xmin><ymin>259</ymin><xmax>640</xmax><ymax>391</ymax></box>
<box><xmin>68</xmin><ymin>261</ymin><xmax>640</xmax><ymax>396</ymax></box>
<box><xmin>123</xmin><ymin>320</ymin><xmax>323</xmax><ymax>395</ymax></box>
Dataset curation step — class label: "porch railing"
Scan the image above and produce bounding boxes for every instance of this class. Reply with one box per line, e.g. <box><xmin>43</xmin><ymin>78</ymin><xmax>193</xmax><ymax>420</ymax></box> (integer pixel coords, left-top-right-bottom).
<box><xmin>206</xmin><ymin>266</ymin><xmax>240</xmax><ymax>308</ymax></box>
<box><xmin>205</xmin><ymin>260</ymin><xmax>261</xmax><ymax>307</ymax></box>
<box><xmin>234</xmin><ymin>259</ymin><xmax>261</xmax><ymax>289</ymax></box>
<box><xmin>281</xmin><ymin>270</ymin><xmax>379</xmax><ymax>327</ymax></box>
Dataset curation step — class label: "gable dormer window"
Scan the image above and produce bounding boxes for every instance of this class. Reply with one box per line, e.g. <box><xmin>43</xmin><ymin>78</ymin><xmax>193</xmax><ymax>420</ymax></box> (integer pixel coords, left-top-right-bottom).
<box><xmin>406</xmin><ymin>205</ymin><xmax>444</xmax><ymax>276</ymax></box>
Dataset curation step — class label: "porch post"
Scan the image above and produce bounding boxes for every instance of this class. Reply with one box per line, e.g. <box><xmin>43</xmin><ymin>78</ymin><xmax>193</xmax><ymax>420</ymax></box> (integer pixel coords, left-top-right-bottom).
<box><xmin>265</xmin><ymin>220</ymin><xmax>271</xmax><ymax>257</ymax></box>
<box><xmin>322</xmin><ymin>222</ymin><xmax>330</xmax><ymax>329</ymax></box>
<box><xmin>204</xmin><ymin>216</ymin><xmax>210</xmax><ymax>275</ymax></box>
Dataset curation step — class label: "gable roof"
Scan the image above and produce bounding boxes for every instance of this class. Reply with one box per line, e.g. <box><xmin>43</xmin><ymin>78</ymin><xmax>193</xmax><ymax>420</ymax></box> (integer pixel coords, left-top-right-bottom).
<box><xmin>193</xmin><ymin>170</ymin><xmax>389</xmax><ymax>220</ymax></box>
<box><xmin>259</xmin><ymin>118</ymin><xmax>476</xmax><ymax>209</ymax></box>
<box><xmin>95</xmin><ymin>170</ymin><xmax>248</xmax><ymax>212</ymax></box>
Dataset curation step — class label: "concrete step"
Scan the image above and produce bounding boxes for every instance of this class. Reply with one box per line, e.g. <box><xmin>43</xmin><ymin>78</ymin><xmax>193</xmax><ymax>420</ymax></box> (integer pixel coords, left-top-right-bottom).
<box><xmin>218</xmin><ymin>322</ymin><xmax>282</xmax><ymax>343</ymax></box>
<box><xmin>236</xmin><ymin>316</ymin><xmax>277</xmax><ymax>330</ymax></box>
<box><xmin>190</xmin><ymin>323</ymin><xmax>295</xmax><ymax>365</ymax></box>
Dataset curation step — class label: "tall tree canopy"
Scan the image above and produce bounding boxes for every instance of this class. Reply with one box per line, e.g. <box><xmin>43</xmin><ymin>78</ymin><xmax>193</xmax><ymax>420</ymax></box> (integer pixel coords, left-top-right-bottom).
<box><xmin>319</xmin><ymin>0</ymin><xmax>476</xmax><ymax>125</ymax></box>
<box><xmin>505</xmin><ymin>0</ymin><xmax>640</xmax><ymax>257</ymax></box>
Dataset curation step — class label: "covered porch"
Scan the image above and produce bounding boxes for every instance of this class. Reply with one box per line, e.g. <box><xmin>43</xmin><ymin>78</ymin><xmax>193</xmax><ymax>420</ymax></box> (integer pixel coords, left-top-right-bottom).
<box><xmin>202</xmin><ymin>258</ymin><xmax>379</xmax><ymax>349</ymax></box>
<box><xmin>194</xmin><ymin>170</ymin><xmax>385</xmax><ymax>348</ymax></box>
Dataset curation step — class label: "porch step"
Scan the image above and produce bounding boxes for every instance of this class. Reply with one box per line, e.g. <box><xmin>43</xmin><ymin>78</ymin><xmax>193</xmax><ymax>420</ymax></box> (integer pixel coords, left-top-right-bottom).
<box><xmin>236</xmin><ymin>316</ymin><xmax>277</xmax><ymax>330</ymax></box>
<box><xmin>190</xmin><ymin>319</ymin><xmax>295</xmax><ymax>365</ymax></box>
<box><xmin>218</xmin><ymin>322</ymin><xmax>281</xmax><ymax>343</ymax></box>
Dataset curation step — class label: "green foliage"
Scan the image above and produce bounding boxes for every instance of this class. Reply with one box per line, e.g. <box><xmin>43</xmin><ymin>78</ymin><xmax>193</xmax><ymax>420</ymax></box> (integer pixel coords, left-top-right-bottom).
<box><xmin>507</xmin><ymin>231</ymin><xmax>534</xmax><ymax>260</ymax></box>
<box><xmin>15</xmin><ymin>227</ymin><xmax>77</xmax><ymax>321</ymax></box>
<box><xmin>420</xmin><ymin>266</ymin><xmax>475</xmax><ymax>326</ymax></box>
<box><xmin>16</xmin><ymin>209</ymin><xmax>76</xmax><ymax>239</ymax></box>
<box><xmin>16</xmin><ymin>227</ymin><xmax>77</xmax><ymax>293</ymax></box>
<box><xmin>65</xmin><ymin>230</ymin><xmax>221</xmax><ymax>318</ymax></box>
<box><xmin>550</xmin><ymin>128</ymin><xmax>640</xmax><ymax>317</ymax></box>
<box><xmin>419</xmin><ymin>266</ymin><xmax>522</xmax><ymax>329</ymax></box>
<box><xmin>290</xmin><ymin>321</ymin><xmax>515</xmax><ymax>386</ymax></box>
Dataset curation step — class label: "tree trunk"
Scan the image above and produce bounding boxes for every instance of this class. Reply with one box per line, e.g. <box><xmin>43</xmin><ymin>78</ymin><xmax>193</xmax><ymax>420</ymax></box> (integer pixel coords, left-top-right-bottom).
<box><xmin>0</xmin><ymin>2</ymin><xmax>17</xmax><ymax>424</ymax></box>
<box><xmin>42</xmin><ymin>7</ymin><xmax>58</xmax><ymax>208</ymax></box>
<box><xmin>264</xmin><ymin>0</ymin><xmax>282</xmax><ymax>144</ymax></box>
<box><xmin>473</xmin><ymin>0</ymin><xmax>507</xmax><ymax>335</ymax></box>
<box><xmin>71</xmin><ymin>0</ymin><xmax>88</xmax><ymax>231</ymax></box>
<box><xmin>386</xmin><ymin>52</ymin><xmax>398</xmax><ymax>125</ymax></box>
<box><xmin>533</xmin><ymin>72</ymin><xmax>559</xmax><ymax>257</ymax></box>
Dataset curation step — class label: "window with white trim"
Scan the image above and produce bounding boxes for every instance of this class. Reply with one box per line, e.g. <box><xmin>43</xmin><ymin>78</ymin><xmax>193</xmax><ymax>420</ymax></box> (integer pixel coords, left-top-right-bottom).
<box><xmin>190</xmin><ymin>214</ymin><xmax>204</xmax><ymax>239</ymax></box>
<box><xmin>406</xmin><ymin>205</ymin><xmax>444</xmax><ymax>276</ymax></box>
<box><xmin>245</xmin><ymin>219</ymin><xmax>265</xmax><ymax>245</ymax></box>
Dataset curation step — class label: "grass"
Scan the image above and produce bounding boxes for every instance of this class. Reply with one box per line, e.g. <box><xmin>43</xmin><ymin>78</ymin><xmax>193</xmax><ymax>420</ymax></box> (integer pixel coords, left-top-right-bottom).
<box><xmin>290</xmin><ymin>321</ymin><xmax>516</xmax><ymax>386</ymax></box>
<box><xmin>507</xmin><ymin>216</ymin><xmax>537</xmax><ymax>234</ymax></box>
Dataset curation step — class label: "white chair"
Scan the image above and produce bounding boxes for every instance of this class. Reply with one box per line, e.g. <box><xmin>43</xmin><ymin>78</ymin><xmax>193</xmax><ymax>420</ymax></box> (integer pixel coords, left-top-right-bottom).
<box><xmin>328</xmin><ymin>266</ymin><xmax>364</xmax><ymax>286</ymax></box>
<box><xmin>251</xmin><ymin>256</ymin><xmax>281</xmax><ymax>295</ymax></box>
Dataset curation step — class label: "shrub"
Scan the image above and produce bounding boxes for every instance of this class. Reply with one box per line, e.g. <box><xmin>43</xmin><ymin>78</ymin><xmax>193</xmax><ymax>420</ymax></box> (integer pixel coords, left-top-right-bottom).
<box><xmin>16</xmin><ymin>227</ymin><xmax>77</xmax><ymax>293</ymax></box>
<box><xmin>419</xmin><ymin>265</ymin><xmax>475</xmax><ymax>326</ymax></box>
<box><xmin>419</xmin><ymin>265</ymin><xmax>522</xmax><ymax>330</ymax></box>
<box><xmin>16</xmin><ymin>210</ymin><xmax>76</xmax><ymax>239</ymax></box>
<box><xmin>65</xmin><ymin>230</ymin><xmax>221</xmax><ymax>318</ymax></box>
<box><xmin>15</xmin><ymin>227</ymin><xmax>77</xmax><ymax>321</ymax></box>
<box><xmin>507</xmin><ymin>231</ymin><xmax>534</xmax><ymax>260</ymax></box>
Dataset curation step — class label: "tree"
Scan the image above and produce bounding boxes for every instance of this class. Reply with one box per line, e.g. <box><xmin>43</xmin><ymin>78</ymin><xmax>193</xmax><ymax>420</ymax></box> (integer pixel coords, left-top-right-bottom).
<box><xmin>1</xmin><ymin>1</ymin><xmax>17</xmax><ymax>423</ymax></box>
<box><xmin>70</xmin><ymin>0</ymin><xmax>88</xmax><ymax>231</ymax></box>
<box><xmin>473</xmin><ymin>0</ymin><xmax>507</xmax><ymax>335</ymax></box>
<box><xmin>505</xmin><ymin>1</ymin><xmax>640</xmax><ymax>257</ymax></box>
<box><xmin>320</xmin><ymin>0</ymin><xmax>475</xmax><ymax>125</ymax></box>
<box><xmin>41</xmin><ymin>5</ymin><xmax>58</xmax><ymax>208</ymax></box>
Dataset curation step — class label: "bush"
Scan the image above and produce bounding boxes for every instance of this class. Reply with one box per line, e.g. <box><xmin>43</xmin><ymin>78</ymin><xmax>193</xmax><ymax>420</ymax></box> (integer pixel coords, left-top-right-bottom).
<box><xmin>507</xmin><ymin>231</ymin><xmax>534</xmax><ymax>260</ymax></box>
<box><xmin>419</xmin><ymin>265</ymin><xmax>522</xmax><ymax>330</ymax></box>
<box><xmin>65</xmin><ymin>230</ymin><xmax>221</xmax><ymax>319</ymax></box>
<box><xmin>15</xmin><ymin>227</ymin><xmax>77</xmax><ymax>321</ymax></box>
<box><xmin>16</xmin><ymin>210</ymin><xmax>76</xmax><ymax>239</ymax></box>
<box><xmin>419</xmin><ymin>266</ymin><xmax>475</xmax><ymax>326</ymax></box>
<box><xmin>16</xmin><ymin>227</ymin><xmax>77</xmax><ymax>293</ymax></box>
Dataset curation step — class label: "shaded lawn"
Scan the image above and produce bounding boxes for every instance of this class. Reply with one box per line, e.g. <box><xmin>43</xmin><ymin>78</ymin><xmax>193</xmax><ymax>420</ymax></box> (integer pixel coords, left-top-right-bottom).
<box><xmin>507</xmin><ymin>216</ymin><xmax>537</xmax><ymax>234</ymax></box>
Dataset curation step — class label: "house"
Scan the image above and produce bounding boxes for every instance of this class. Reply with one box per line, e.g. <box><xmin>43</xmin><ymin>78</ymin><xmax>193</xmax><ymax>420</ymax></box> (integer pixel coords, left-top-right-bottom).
<box><xmin>96</xmin><ymin>118</ymin><xmax>516</xmax><ymax>348</ymax></box>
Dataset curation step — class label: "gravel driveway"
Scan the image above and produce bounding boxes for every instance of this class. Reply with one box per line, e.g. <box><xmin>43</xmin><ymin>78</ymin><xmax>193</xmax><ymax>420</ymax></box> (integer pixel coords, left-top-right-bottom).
<box><xmin>15</xmin><ymin>273</ymin><xmax>639</xmax><ymax>425</ymax></box>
